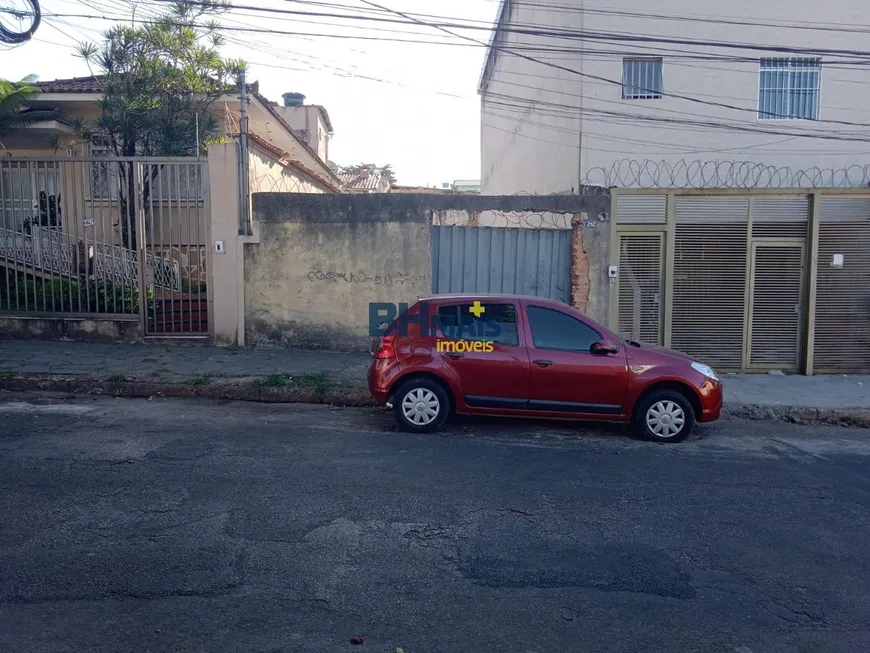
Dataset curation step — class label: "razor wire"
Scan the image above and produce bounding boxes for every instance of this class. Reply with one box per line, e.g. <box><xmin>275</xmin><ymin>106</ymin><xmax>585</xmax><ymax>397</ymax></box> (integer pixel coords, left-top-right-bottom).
<box><xmin>583</xmin><ymin>159</ymin><xmax>870</xmax><ymax>189</ymax></box>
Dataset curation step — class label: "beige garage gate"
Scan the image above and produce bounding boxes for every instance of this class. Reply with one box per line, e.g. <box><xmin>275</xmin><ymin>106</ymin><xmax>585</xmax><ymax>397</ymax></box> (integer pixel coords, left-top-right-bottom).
<box><xmin>609</xmin><ymin>189</ymin><xmax>870</xmax><ymax>374</ymax></box>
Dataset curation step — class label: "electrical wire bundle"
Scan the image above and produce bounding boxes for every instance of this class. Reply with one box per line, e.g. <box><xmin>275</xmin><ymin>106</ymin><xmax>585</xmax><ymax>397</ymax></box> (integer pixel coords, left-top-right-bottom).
<box><xmin>0</xmin><ymin>0</ymin><xmax>40</xmax><ymax>44</ymax></box>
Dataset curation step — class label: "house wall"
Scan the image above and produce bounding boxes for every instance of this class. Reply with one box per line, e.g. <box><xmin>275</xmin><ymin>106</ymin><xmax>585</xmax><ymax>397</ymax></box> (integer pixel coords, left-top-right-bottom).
<box><xmin>244</xmin><ymin>102</ymin><xmax>333</xmax><ymax>184</ymax></box>
<box><xmin>480</xmin><ymin>0</ymin><xmax>870</xmax><ymax>193</ymax></box>
<box><xmin>248</xmin><ymin>149</ymin><xmax>324</xmax><ymax>194</ymax></box>
<box><xmin>273</xmin><ymin>105</ymin><xmax>330</xmax><ymax>163</ymax></box>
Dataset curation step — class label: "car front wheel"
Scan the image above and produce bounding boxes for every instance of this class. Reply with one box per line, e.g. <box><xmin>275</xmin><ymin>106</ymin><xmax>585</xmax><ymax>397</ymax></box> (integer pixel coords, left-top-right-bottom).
<box><xmin>392</xmin><ymin>378</ymin><xmax>450</xmax><ymax>433</ymax></box>
<box><xmin>633</xmin><ymin>390</ymin><xmax>696</xmax><ymax>443</ymax></box>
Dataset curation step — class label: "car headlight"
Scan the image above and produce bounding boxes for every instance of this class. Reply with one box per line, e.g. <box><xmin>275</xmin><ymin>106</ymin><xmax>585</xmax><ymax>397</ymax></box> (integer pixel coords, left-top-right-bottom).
<box><xmin>691</xmin><ymin>361</ymin><xmax>719</xmax><ymax>381</ymax></box>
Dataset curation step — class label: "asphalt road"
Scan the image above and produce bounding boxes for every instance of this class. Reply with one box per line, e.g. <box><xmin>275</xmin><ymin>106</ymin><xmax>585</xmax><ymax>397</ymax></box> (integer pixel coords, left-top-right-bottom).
<box><xmin>1</xmin><ymin>394</ymin><xmax>869</xmax><ymax>653</ymax></box>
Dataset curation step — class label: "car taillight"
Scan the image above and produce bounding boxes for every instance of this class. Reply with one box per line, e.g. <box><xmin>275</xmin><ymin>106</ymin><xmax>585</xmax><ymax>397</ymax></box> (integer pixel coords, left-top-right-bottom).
<box><xmin>374</xmin><ymin>334</ymin><xmax>396</xmax><ymax>359</ymax></box>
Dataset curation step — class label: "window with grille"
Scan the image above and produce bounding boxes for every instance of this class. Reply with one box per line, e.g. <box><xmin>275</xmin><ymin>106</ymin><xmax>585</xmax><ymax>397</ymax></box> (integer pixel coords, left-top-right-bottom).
<box><xmin>758</xmin><ymin>58</ymin><xmax>821</xmax><ymax>120</ymax></box>
<box><xmin>88</xmin><ymin>141</ymin><xmax>203</xmax><ymax>202</ymax></box>
<box><xmin>0</xmin><ymin>161</ymin><xmax>61</xmax><ymax>230</ymax></box>
<box><xmin>622</xmin><ymin>58</ymin><xmax>663</xmax><ymax>99</ymax></box>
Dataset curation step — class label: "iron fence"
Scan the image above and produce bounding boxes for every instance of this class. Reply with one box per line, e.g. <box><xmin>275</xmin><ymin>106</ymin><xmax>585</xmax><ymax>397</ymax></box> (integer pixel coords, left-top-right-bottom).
<box><xmin>0</xmin><ymin>157</ymin><xmax>209</xmax><ymax>335</ymax></box>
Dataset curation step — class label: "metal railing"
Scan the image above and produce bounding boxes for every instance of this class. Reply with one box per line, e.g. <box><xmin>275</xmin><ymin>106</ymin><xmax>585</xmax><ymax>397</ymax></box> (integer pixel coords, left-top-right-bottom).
<box><xmin>0</xmin><ymin>157</ymin><xmax>209</xmax><ymax>334</ymax></box>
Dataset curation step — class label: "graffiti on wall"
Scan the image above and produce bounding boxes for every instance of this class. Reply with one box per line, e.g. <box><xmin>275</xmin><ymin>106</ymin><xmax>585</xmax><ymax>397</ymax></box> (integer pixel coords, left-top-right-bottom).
<box><xmin>307</xmin><ymin>270</ymin><xmax>427</xmax><ymax>287</ymax></box>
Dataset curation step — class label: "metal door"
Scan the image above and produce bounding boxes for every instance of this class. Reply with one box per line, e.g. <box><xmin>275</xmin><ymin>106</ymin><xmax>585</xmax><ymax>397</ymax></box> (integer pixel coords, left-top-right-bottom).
<box><xmin>812</xmin><ymin>198</ymin><xmax>870</xmax><ymax>373</ymax></box>
<box><xmin>747</xmin><ymin>242</ymin><xmax>805</xmax><ymax>370</ymax></box>
<box><xmin>617</xmin><ymin>232</ymin><xmax>663</xmax><ymax>345</ymax></box>
<box><xmin>138</xmin><ymin>160</ymin><xmax>210</xmax><ymax>336</ymax></box>
<box><xmin>431</xmin><ymin>225</ymin><xmax>572</xmax><ymax>303</ymax></box>
<box><xmin>670</xmin><ymin>197</ymin><xmax>750</xmax><ymax>371</ymax></box>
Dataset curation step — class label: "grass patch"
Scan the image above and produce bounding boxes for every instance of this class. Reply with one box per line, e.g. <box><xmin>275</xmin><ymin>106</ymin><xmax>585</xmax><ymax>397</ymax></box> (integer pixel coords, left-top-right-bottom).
<box><xmin>0</xmin><ymin>370</ymin><xmax>15</xmax><ymax>382</ymax></box>
<box><xmin>106</xmin><ymin>374</ymin><xmax>127</xmax><ymax>383</ymax></box>
<box><xmin>263</xmin><ymin>374</ymin><xmax>288</xmax><ymax>387</ymax></box>
<box><xmin>292</xmin><ymin>372</ymin><xmax>330</xmax><ymax>392</ymax></box>
<box><xmin>251</xmin><ymin>374</ymin><xmax>288</xmax><ymax>389</ymax></box>
<box><xmin>185</xmin><ymin>374</ymin><xmax>212</xmax><ymax>386</ymax></box>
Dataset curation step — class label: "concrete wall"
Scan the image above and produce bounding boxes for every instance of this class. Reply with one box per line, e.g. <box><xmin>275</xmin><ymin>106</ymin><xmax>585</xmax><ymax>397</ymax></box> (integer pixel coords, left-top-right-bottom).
<box><xmin>207</xmin><ymin>142</ymin><xmax>249</xmax><ymax>346</ymax></box>
<box><xmin>246</xmin><ymin>192</ymin><xmax>611</xmax><ymax>350</ymax></box>
<box><xmin>246</xmin><ymin>194</ymin><xmax>432</xmax><ymax>351</ymax></box>
<box><xmin>0</xmin><ymin>315</ymin><xmax>140</xmax><ymax>341</ymax></box>
<box><xmin>481</xmin><ymin>0</ymin><xmax>870</xmax><ymax>193</ymax></box>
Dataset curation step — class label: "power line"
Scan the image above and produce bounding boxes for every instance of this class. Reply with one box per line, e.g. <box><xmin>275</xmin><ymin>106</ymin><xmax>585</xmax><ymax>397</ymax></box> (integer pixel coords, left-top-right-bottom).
<box><xmin>38</xmin><ymin>1</ymin><xmax>870</xmax><ymax>138</ymax></box>
<box><xmin>349</xmin><ymin>0</ymin><xmax>870</xmax><ymax>131</ymax></box>
<box><xmin>486</xmin><ymin>73</ymin><xmax>869</xmax><ymax>123</ymax></box>
<box><xmin>484</xmin><ymin>107</ymin><xmax>870</xmax><ymax>156</ymax></box>
<box><xmin>139</xmin><ymin>0</ymin><xmax>870</xmax><ymax>60</ymax></box>
<box><xmin>483</xmin><ymin>95</ymin><xmax>870</xmax><ymax>143</ymax></box>
<box><xmin>43</xmin><ymin>5</ymin><xmax>870</xmax><ymax>64</ymax></box>
<box><xmin>479</xmin><ymin>0</ymin><xmax>870</xmax><ymax>36</ymax></box>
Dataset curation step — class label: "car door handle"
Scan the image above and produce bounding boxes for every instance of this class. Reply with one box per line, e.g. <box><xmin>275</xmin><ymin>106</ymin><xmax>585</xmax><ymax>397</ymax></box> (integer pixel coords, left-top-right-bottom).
<box><xmin>445</xmin><ymin>353</ymin><xmax>464</xmax><ymax>359</ymax></box>
<box><xmin>533</xmin><ymin>359</ymin><xmax>553</xmax><ymax>367</ymax></box>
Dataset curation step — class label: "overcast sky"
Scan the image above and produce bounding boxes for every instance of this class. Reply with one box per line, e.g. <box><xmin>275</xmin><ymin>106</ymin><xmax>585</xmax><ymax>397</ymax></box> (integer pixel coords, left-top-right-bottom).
<box><xmin>1</xmin><ymin>0</ymin><xmax>499</xmax><ymax>186</ymax></box>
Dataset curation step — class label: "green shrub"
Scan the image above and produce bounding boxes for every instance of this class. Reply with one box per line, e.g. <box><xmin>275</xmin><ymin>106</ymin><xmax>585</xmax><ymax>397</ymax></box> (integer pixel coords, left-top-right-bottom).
<box><xmin>7</xmin><ymin>279</ymin><xmax>79</xmax><ymax>311</ymax></box>
<box><xmin>84</xmin><ymin>279</ymin><xmax>139</xmax><ymax>313</ymax></box>
<box><xmin>1</xmin><ymin>274</ymin><xmax>140</xmax><ymax>314</ymax></box>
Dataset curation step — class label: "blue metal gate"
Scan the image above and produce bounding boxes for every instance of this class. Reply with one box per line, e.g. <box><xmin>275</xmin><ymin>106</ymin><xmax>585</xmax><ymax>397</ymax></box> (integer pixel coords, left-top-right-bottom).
<box><xmin>431</xmin><ymin>226</ymin><xmax>572</xmax><ymax>302</ymax></box>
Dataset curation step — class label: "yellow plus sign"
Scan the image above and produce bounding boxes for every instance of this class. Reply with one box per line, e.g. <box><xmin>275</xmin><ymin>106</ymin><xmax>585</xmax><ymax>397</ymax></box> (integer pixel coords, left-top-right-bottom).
<box><xmin>469</xmin><ymin>301</ymin><xmax>486</xmax><ymax>318</ymax></box>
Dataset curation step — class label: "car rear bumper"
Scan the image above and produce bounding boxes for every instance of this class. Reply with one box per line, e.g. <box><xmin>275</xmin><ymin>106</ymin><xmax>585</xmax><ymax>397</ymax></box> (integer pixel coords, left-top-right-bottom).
<box><xmin>698</xmin><ymin>379</ymin><xmax>723</xmax><ymax>422</ymax></box>
<box><xmin>368</xmin><ymin>358</ymin><xmax>397</xmax><ymax>404</ymax></box>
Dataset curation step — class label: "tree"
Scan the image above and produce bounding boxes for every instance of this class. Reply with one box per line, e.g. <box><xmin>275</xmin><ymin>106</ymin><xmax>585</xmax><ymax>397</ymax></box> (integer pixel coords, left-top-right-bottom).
<box><xmin>341</xmin><ymin>163</ymin><xmax>397</xmax><ymax>186</ymax></box>
<box><xmin>74</xmin><ymin>0</ymin><xmax>245</xmax><ymax>246</ymax></box>
<box><xmin>0</xmin><ymin>76</ymin><xmax>56</xmax><ymax>144</ymax></box>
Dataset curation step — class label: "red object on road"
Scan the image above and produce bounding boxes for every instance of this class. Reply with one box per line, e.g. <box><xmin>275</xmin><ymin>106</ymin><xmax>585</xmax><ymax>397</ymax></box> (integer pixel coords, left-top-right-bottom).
<box><xmin>349</xmin><ymin>636</ymin><xmax>364</xmax><ymax>645</ymax></box>
<box><xmin>368</xmin><ymin>294</ymin><xmax>722</xmax><ymax>443</ymax></box>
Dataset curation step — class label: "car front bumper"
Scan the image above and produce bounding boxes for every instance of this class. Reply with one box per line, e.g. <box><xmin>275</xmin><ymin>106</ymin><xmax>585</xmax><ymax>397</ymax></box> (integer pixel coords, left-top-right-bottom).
<box><xmin>698</xmin><ymin>379</ymin><xmax>723</xmax><ymax>422</ymax></box>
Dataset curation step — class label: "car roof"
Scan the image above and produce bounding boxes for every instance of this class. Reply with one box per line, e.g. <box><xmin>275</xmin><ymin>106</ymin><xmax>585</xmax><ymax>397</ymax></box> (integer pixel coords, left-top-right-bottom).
<box><xmin>420</xmin><ymin>294</ymin><xmax>569</xmax><ymax>308</ymax></box>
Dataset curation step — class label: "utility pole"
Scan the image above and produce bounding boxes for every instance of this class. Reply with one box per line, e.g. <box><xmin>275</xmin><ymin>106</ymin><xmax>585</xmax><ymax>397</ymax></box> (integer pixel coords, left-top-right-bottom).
<box><xmin>238</xmin><ymin>68</ymin><xmax>252</xmax><ymax>236</ymax></box>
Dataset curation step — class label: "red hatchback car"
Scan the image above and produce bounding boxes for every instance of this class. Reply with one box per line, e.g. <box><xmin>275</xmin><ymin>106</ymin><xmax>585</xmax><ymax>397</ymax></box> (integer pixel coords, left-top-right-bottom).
<box><xmin>368</xmin><ymin>295</ymin><xmax>722</xmax><ymax>442</ymax></box>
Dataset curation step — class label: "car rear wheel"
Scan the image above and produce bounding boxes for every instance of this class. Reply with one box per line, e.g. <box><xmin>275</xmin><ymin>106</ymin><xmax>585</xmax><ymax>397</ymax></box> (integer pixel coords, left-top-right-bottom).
<box><xmin>393</xmin><ymin>378</ymin><xmax>450</xmax><ymax>433</ymax></box>
<box><xmin>633</xmin><ymin>390</ymin><xmax>696</xmax><ymax>443</ymax></box>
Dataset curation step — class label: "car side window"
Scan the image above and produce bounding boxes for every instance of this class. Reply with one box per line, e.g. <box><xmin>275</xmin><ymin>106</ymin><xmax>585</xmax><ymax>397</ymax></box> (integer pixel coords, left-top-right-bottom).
<box><xmin>526</xmin><ymin>306</ymin><xmax>600</xmax><ymax>352</ymax></box>
<box><xmin>437</xmin><ymin>303</ymin><xmax>519</xmax><ymax>346</ymax></box>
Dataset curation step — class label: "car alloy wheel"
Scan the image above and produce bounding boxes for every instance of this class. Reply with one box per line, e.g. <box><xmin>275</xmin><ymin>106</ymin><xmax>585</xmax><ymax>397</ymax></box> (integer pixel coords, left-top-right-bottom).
<box><xmin>645</xmin><ymin>400</ymin><xmax>686</xmax><ymax>439</ymax></box>
<box><xmin>401</xmin><ymin>388</ymin><xmax>440</xmax><ymax>426</ymax></box>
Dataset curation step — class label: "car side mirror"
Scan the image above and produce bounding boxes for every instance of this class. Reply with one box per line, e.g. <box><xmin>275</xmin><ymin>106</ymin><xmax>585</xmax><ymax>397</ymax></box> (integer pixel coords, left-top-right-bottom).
<box><xmin>590</xmin><ymin>339</ymin><xmax>620</xmax><ymax>355</ymax></box>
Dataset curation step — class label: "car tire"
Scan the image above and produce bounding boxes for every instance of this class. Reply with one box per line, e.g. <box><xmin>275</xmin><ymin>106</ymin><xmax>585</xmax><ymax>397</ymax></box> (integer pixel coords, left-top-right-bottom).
<box><xmin>633</xmin><ymin>389</ymin><xmax>696</xmax><ymax>443</ymax></box>
<box><xmin>392</xmin><ymin>378</ymin><xmax>450</xmax><ymax>433</ymax></box>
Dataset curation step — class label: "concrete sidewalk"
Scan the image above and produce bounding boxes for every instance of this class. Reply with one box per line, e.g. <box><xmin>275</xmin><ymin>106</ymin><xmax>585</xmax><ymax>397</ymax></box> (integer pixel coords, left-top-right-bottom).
<box><xmin>0</xmin><ymin>339</ymin><xmax>370</xmax><ymax>384</ymax></box>
<box><xmin>1</xmin><ymin>339</ymin><xmax>868</xmax><ymax>425</ymax></box>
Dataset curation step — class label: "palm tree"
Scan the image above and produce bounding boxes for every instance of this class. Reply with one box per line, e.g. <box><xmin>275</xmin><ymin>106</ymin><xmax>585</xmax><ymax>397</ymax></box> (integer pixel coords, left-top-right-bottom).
<box><xmin>0</xmin><ymin>75</ymin><xmax>56</xmax><ymax>141</ymax></box>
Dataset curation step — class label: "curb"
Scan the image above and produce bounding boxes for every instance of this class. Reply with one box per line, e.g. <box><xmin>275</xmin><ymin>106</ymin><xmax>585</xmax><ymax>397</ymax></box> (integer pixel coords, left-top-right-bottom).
<box><xmin>722</xmin><ymin>404</ymin><xmax>870</xmax><ymax>429</ymax></box>
<box><xmin>0</xmin><ymin>376</ymin><xmax>377</xmax><ymax>407</ymax></box>
<box><xmin>2</xmin><ymin>376</ymin><xmax>869</xmax><ymax>428</ymax></box>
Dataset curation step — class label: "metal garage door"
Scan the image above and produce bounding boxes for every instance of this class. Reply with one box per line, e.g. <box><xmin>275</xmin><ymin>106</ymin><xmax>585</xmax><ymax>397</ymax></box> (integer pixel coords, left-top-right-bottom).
<box><xmin>748</xmin><ymin>243</ymin><xmax>805</xmax><ymax>370</ymax></box>
<box><xmin>617</xmin><ymin>233</ymin><xmax>663</xmax><ymax>345</ymax></box>
<box><xmin>431</xmin><ymin>225</ymin><xmax>572</xmax><ymax>302</ymax></box>
<box><xmin>813</xmin><ymin>198</ymin><xmax>870</xmax><ymax>373</ymax></box>
<box><xmin>671</xmin><ymin>197</ymin><xmax>750</xmax><ymax>370</ymax></box>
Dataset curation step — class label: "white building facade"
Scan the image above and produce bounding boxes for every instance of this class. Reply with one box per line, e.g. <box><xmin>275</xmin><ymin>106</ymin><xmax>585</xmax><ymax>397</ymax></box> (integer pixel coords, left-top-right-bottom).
<box><xmin>479</xmin><ymin>0</ymin><xmax>870</xmax><ymax>193</ymax></box>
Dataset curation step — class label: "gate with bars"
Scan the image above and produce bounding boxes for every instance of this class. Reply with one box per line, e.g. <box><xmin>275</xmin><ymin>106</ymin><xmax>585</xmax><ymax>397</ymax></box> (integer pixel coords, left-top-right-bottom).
<box><xmin>609</xmin><ymin>188</ymin><xmax>870</xmax><ymax>374</ymax></box>
<box><xmin>0</xmin><ymin>157</ymin><xmax>211</xmax><ymax>337</ymax></box>
<box><xmin>431</xmin><ymin>225</ymin><xmax>573</xmax><ymax>302</ymax></box>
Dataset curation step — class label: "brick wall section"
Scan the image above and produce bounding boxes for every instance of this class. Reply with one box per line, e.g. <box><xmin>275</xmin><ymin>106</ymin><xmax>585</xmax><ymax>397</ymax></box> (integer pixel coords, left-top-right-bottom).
<box><xmin>570</xmin><ymin>214</ymin><xmax>590</xmax><ymax>312</ymax></box>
